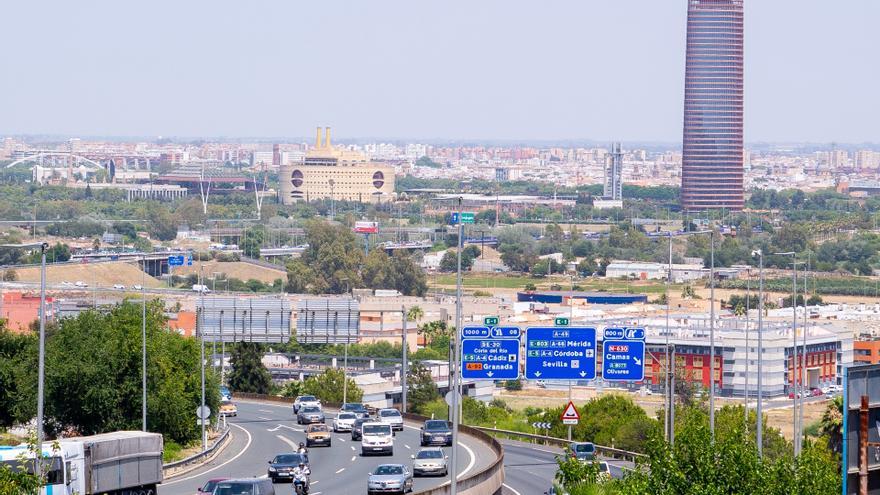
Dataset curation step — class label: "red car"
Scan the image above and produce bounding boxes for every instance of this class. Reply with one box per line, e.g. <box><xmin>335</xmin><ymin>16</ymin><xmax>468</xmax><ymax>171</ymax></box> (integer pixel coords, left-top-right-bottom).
<box><xmin>197</xmin><ymin>478</ymin><xmax>228</xmax><ymax>495</ymax></box>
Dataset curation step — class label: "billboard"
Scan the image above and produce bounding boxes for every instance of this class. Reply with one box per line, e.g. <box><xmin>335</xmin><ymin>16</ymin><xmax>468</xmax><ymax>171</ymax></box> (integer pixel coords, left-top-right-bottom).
<box><xmin>197</xmin><ymin>296</ymin><xmax>293</xmax><ymax>343</ymax></box>
<box><xmin>354</xmin><ymin>221</ymin><xmax>379</xmax><ymax>234</ymax></box>
<box><xmin>296</xmin><ymin>298</ymin><xmax>360</xmax><ymax>344</ymax></box>
<box><xmin>844</xmin><ymin>364</ymin><xmax>880</xmax><ymax>494</ymax></box>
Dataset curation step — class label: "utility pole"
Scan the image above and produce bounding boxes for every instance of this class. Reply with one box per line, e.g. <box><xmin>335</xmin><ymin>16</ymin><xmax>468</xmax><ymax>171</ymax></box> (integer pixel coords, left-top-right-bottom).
<box><xmin>756</xmin><ymin>250</ymin><xmax>764</xmax><ymax>457</ymax></box>
<box><xmin>142</xmin><ymin>254</ymin><xmax>147</xmax><ymax>431</ymax></box>
<box><xmin>199</xmin><ymin>268</ymin><xmax>207</xmax><ymax>452</ymax></box>
<box><xmin>665</xmin><ymin>233</ymin><xmax>673</xmax><ymax>445</ymax></box>
<box><xmin>36</xmin><ymin>242</ymin><xmax>48</xmax><ymax>474</ymax></box>
<box><xmin>709</xmin><ymin>231</ymin><xmax>716</xmax><ymax>439</ymax></box>
<box><xmin>744</xmin><ymin>269</ymin><xmax>750</xmax><ymax>423</ymax></box>
<box><xmin>450</xmin><ymin>196</ymin><xmax>464</xmax><ymax>495</ymax></box>
<box><xmin>401</xmin><ymin>306</ymin><xmax>408</xmax><ymax>413</ymax></box>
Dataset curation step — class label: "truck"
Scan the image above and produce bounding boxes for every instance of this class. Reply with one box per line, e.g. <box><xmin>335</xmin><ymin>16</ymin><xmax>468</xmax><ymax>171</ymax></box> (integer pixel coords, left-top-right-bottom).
<box><xmin>0</xmin><ymin>430</ymin><xmax>163</xmax><ymax>495</ymax></box>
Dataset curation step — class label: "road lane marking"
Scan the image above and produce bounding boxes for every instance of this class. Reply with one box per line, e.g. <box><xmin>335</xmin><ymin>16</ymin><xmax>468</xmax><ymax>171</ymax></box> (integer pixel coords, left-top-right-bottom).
<box><xmin>312</xmin><ymin>480</ymin><xmax>320</xmax><ymax>485</ymax></box>
<box><xmin>162</xmin><ymin>423</ymin><xmax>252</xmax><ymax>485</ymax></box>
<box><xmin>404</xmin><ymin>444</ymin><xmax>411</xmax><ymax>450</ymax></box>
<box><xmin>259</xmin><ymin>416</ymin><xmax>272</xmax><ymax>420</ymax></box>
<box><xmin>457</xmin><ymin>440</ymin><xmax>476</xmax><ymax>479</ymax></box>
<box><xmin>351</xmin><ymin>455</ymin><xmax>356</xmax><ymax>462</ymax></box>
<box><xmin>335</xmin><ymin>468</ymin><xmax>345</xmax><ymax>474</ymax></box>
<box><xmin>338</xmin><ymin>437</ymin><xmax>345</xmax><ymax>442</ymax></box>
<box><xmin>259</xmin><ymin>409</ymin><xmax>272</xmax><ymax>413</ymax></box>
<box><xmin>275</xmin><ymin>434</ymin><xmax>300</xmax><ymax>450</ymax></box>
<box><xmin>502</xmin><ymin>483</ymin><xmax>523</xmax><ymax>495</ymax></box>
<box><xmin>268</xmin><ymin>424</ymin><xmax>304</xmax><ymax>432</ymax></box>
<box><xmin>351</xmin><ymin>446</ymin><xmax>355</xmax><ymax>451</ymax></box>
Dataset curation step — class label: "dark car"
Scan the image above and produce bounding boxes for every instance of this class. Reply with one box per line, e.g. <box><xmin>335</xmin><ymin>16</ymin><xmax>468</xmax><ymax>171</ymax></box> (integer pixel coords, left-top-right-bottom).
<box><xmin>570</xmin><ymin>442</ymin><xmax>596</xmax><ymax>462</ymax></box>
<box><xmin>420</xmin><ymin>420</ymin><xmax>452</xmax><ymax>446</ymax></box>
<box><xmin>267</xmin><ymin>453</ymin><xmax>310</xmax><ymax>483</ymax></box>
<box><xmin>213</xmin><ymin>478</ymin><xmax>276</xmax><ymax>495</ymax></box>
<box><xmin>341</xmin><ymin>402</ymin><xmax>371</xmax><ymax>419</ymax></box>
<box><xmin>351</xmin><ymin>417</ymin><xmax>370</xmax><ymax>441</ymax></box>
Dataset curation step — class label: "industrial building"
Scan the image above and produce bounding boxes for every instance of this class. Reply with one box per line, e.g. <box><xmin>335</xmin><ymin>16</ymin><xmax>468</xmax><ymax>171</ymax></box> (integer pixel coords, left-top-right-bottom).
<box><xmin>279</xmin><ymin>127</ymin><xmax>396</xmax><ymax>204</ymax></box>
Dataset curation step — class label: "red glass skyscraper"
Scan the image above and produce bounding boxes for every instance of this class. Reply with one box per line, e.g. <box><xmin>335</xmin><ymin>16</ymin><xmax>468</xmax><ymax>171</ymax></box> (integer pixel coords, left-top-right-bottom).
<box><xmin>681</xmin><ymin>0</ymin><xmax>744</xmax><ymax>211</ymax></box>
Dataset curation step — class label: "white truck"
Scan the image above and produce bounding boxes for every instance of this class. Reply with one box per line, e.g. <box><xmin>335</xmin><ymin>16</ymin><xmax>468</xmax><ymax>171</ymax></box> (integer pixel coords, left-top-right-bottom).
<box><xmin>360</xmin><ymin>422</ymin><xmax>394</xmax><ymax>456</ymax></box>
<box><xmin>0</xmin><ymin>430</ymin><xmax>163</xmax><ymax>495</ymax></box>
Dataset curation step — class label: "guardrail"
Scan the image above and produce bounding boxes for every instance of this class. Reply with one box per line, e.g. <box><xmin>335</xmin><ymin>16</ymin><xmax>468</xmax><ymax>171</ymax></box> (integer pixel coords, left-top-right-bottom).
<box><xmin>163</xmin><ymin>426</ymin><xmax>231</xmax><ymax>477</ymax></box>
<box><xmin>470</xmin><ymin>426</ymin><xmax>644</xmax><ymax>463</ymax></box>
<box><xmin>234</xmin><ymin>393</ymin><xmax>505</xmax><ymax>495</ymax></box>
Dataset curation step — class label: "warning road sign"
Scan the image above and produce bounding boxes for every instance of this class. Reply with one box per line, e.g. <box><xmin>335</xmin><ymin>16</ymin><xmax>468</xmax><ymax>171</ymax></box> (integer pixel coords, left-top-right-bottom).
<box><xmin>561</xmin><ymin>400</ymin><xmax>580</xmax><ymax>425</ymax></box>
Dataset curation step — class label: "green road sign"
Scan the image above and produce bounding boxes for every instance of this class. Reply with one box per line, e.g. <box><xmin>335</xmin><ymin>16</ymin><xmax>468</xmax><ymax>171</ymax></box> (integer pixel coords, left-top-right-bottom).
<box><xmin>554</xmin><ymin>317</ymin><xmax>570</xmax><ymax>326</ymax></box>
<box><xmin>484</xmin><ymin>316</ymin><xmax>500</xmax><ymax>326</ymax></box>
<box><xmin>461</xmin><ymin>212</ymin><xmax>475</xmax><ymax>224</ymax></box>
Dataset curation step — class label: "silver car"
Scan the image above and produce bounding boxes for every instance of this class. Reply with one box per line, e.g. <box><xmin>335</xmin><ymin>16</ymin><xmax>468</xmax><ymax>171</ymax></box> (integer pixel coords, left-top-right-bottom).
<box><xmin>332</xmin><ymin>412</ymin><xmax>358</xmax><ymax>432</ymax></box>
<box><xmin>411</xmin><ymin>448</ymin><xmax>448</xmax><ymax>477</ymax></box>
<box><xmin>378</xmin><ymin>408</ymin><xmax>404</xmax><ymax>431</ymax></box>
<box><xmin>367</xmin><ymin>464</ymin><xmax>413</xmax><ymax>495</ymax></box>
<box><xmin>296</xmin><ymin>405</ymin><xmax>325</xmax><ymax>425</ymax></box>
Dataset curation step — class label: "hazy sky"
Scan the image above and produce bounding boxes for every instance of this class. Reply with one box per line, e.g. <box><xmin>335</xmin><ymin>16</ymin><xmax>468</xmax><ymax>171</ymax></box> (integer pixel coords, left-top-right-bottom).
<box><xmin>1</xmin><ymin>1</ymin><xmax>877</xmax><ymax>143</ymax></box>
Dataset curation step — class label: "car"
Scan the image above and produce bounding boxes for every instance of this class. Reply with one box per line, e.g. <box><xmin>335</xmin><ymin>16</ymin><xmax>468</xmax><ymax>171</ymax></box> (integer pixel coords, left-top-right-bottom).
<box><xmin>333</xmin><ymin>412</ymin><xmax>358</xmax><ymax>432</ymax></box>
<box><xmin>340</xmin><ymin>402</ymin><xmax>370</xmax><ymax>419</ymax></box>
<box><xmin>810</xmin><ymin>388</ymin><xmax>824</xmax><ymax>397</ymax></box>
<box><xmin>378</xmin><ymin>408</ymin><xmax>404</xmax><ymax>431</ymax></box>
<box><xmin>267</xmin><ymin>452</ymin><xmax>309</xmax><ymax>483</ymax></box>
<box><xmin>597</xmin><ymin>461</ymin><xmax>611</xmax><ymax>481</ymax></box>
<box><xmin>305</xmin><ymin>424</ymin><xmax>331</xmax><ymax>447</ymax></box>
<box><xmin>74</xmin><ymin>281</ymin><xmax>88</xmax><ymax>288</ymax></box>
<box><xmin>570</xmin><ymin>442</ymin><xmax>596</xmax><ymax>462</ymax></box>
<box><xmin>212</xmin><ymin>478</ymin><xmax>276</xmax><ymax>495</ymax></box>
<box><xmin>361</xmin><ymin>422</ymin><xmax>394</xmax><ymax>456</ymax></box>
<box><xmin>411</xmin><ymin>448</ymin><xmax>448</xmax><ymax>477</ymax></box>
<box><xmin>220</xmin><ymin>386</ymin><xmax>232</xmax><ymax>402</ymax></box>
<box><xmin>60</xmin><ymin>281</ymin><xmax>73</xmax><ymax>287</ymax></box>
<box><xmin>351</xmin><ymin>417</ymin><xmax>370</xmax><ymax>441</ymax></box>
<box><xmin>192</xmin><ymin>284</ymin><xmax>210</xmax><ymax>293</ymax></box>
<box><xmin>296</xmin><ymin>405</ymin><xmax>325</xmax><ymax>425</ymax></box>
<box><xmin>219</xmin><ymin>400</ymin><xmax>237</xmax><ymax>417</ymax></box>
<box><xmin>196</xmin><ymin>478</ymin><xmax>227</xmax><ymax>495</ymax></box>
<box><xmin>420</xmin><ymin>420</ymin><xmax>452</xmax><ymax>446</ymax></box>
<box><xmin>293</xmin><ymin>395</ymin><xmax>321</xmax><ymax>414</ymax></box>
<box><xmin>113</xmin><ymin>284</ymin><xmax>125</xmax><ymax>290</ymax></box>
<box><xmin>367</xmin><ymin>464</ymin><xmax>413</xmax><ymax>495</ymax></box>
<box><xmin>133</xmin><ymin>284</ymin><xmax>144</xmax><ymax>290</ymax></box>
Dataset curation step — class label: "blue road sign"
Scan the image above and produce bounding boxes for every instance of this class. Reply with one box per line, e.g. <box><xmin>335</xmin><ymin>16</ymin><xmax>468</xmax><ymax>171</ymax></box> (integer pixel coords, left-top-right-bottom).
<box><xmin>490</xmin><ymin>326</ymin><xmax>521</xmax><ymax>339</ymax></box>
<box><xmin>604</xmin><ymin>328</ymin><xmax>625</xmax><ymax>340</ymax></box>
<box><xmin>186</xmin><ymin>254</ymin><xmax>193</xmax><ymax>266</ymax></box>
<box><xmin>524</xmin><ymin>327</ymin><xmax>597</xmax><ymax>380</ymax></box>
<box><xmin>461</xmin><ymin>338</ymin><xmax>519</xmax><ymax>380</ymax></box>
<box><xmin>450</xmin><ymin>212</ymin><xmax>460</xmax><ymax>225</ymax></box>
<box><xmin>168</xmin><ymin>255</ymin><xmax>185</xmax><ymax>266</ymax></box>
<box><xmin>462</xmin><ymin>326</ymin><xmax>490</xmax><ymax>338</ymax></box>
<box><xmin>624</xmin><ymin>328</ymin><xmax>645</xmax><ymax>340</ymax></box>
<box><xmin>601</xmin><ymin>340</ymin><xmax>645</xmax><ymax>382</ymax></box>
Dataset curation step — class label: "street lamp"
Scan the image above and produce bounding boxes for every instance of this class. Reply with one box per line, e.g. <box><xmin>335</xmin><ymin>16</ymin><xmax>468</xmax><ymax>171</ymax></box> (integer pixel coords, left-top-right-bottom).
<box><xmin>774</xmin><ymin>251</ymin><xmax>803</xmax><ymax>456</ymax></box>
<box><xmin>751</xmin><ymin>249</ymin><xmax>765</xmax><ymax>457</ymax></box>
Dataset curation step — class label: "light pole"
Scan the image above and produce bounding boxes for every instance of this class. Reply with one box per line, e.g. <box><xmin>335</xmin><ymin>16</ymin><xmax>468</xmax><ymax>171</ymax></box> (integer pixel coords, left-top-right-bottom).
<box><xmin>450</xmin><ymin>196</ymin><xmax>464</xmax><ymax>495</ymax></box>
<box><xmin>401</xmin><ymin>305</ymin><xmax>408</xmax><ymax>414</ymax></box>
<box><xmin>328</xmin><ymin>179</ymin><xmax>335</xmax><ymax>219</ymax></box>
<box><xmin>752</xmin><ymin>249</ymin><xmax>765</xmax><ymax>457</ymax></box>
<box><xmin>199</xmin><ymin>267</ymin><xmax>207</xmax><ymax>452</ymax></box>
<box><xmin>37</xmin><ymin>243</ymin><xmax>49</xmax><ymax>460</ymax></box>
<box><xmin>142</xmin><ymin>254</ymin><xmax>147</xmax><ymax>431</ymax></box>
<box><xmin>744</xmin><ymin>267</ymin><xmax>750</xmax><ymax>424</ymax></box>
<box><xmin>774</xmin><ymin>251</ymin><xmax>800</xmax><ymax>456</ymax></box>
<box><xmin>709</xmin><ymin>230</ymin><xmax>716</xmax><ymax>439</ymax></box>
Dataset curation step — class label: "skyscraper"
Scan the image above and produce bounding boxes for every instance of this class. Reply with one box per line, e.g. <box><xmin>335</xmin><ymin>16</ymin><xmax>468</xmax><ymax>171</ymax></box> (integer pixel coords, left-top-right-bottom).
<box><xmin>604</xmin><ymin>142</ymin><xmax>624</xmax><ymax>201</ymax></box>
<box><xmin>681</xmin><ymin>0</ymin><xmax>744</xmax><ymax>211</ymax></box>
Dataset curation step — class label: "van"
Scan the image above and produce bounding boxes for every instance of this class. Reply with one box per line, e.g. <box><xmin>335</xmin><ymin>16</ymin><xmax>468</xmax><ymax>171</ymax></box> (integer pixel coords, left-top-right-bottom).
<box><xmin>361</xmin><ymin>422</ymin><xmax>394</xmax><ymax>456</ymax></box>
<box><xmin>212</xmin><ymin>478</ymin><xmax>275</xmax><ymax>495</ymax></box>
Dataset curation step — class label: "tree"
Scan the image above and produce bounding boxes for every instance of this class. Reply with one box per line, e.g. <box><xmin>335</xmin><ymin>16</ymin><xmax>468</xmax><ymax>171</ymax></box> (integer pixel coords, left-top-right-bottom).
<box><xmin>280</xmin><ymin>380</ymin><xmax>305</xmax><ymax>398</ymax></box>
<box><xmin>284</xmin><ymin>259</ymin><xmax>317</xmax><ymax>294</ymax></box>
<box><xmin>42</xmin><ymin>302</ymin><xmax>217</xmax><ymax>444</ymax></box>
<box><xmin>302</xmin><ymin>368</ymin><xmax>362</xmax><ymax>404</ymax></box>
<box><xmin>240</xmin><ymin>225</ymin><xmax>266</xmax><ymax>258</ymax></box>
<box><xmin>297</xmin><ymin>220</ymin><xmax>365</xmax><ymax>293</ymax></box>
<box><xmin>819</xmin><ymin>394</ymin><xmax>843</xmax><ymax>454</ymax></box>
<box><xmin>0</xmin><ymin>326</ymin><xmax>36</xmax><ymax>428</ymax></box>
<box><xmin>228</xmin><ymin>342</ymin><xmax>272</xmax><ymax>394</ymax></box>
<box><xmin>407</xmin><ymin>363</ymin><xmax>440</xmax><ymax>414</ymax></box>
<box><xmin>406</xmin><ymin>306</ymin><xmax>424</xmax><ymax>323</ymax></box>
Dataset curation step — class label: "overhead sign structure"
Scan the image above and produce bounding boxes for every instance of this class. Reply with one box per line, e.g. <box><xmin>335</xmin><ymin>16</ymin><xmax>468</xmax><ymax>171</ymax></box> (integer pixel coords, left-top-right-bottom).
<box><xmin>525</xmin><ymin>327</ymin><xmax>597</xmax><ymax>380</ymax></box>
<box><xmin>561</xmin><ymin>400</ymin><xmax>580</xmax><ymax>425</ymax></box>
<box><xmin>601</xmin><ymin>327</ymin><xmax>646</xmax><ymax>382</ymax></box>
<box><xmin>461</xmin><ymin>338</ymin><xmax>520</xmax><ymax>380</ymax></box>
<box><xmin>168</xmin><ymin>255</ymin><xmax>185</xmax><ymax>266</ymax></box>
<box><xmin>354</xmin><ymin>221</ymin><xmax>379</xmax><ymax>234</ymax></box>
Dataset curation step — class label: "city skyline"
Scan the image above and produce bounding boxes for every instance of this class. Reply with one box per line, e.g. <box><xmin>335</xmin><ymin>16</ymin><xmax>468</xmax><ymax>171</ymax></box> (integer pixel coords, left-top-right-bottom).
<box><xmin>1</xmin><ymin>1</ymin><xmax>877</xmax><ymax>142</ymax></box>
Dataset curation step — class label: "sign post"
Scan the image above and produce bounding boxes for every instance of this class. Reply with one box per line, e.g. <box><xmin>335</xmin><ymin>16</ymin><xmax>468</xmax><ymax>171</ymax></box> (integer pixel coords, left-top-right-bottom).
<box><xmin>601</xmin><ymin>328</ymin><xmax>646</xmax><ymax>382</ymax></box>
<box><xmin>525</xmin><ymin>327</ymin><xmax>597</xmax><ymax>380</ymax></box>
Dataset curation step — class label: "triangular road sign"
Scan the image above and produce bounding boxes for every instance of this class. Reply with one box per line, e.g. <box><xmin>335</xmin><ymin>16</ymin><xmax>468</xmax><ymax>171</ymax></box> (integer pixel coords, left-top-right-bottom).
<box><xmin>561</xmin><ymin>400</ymin><xmax>580</xmax><ymax>424</ymax></box>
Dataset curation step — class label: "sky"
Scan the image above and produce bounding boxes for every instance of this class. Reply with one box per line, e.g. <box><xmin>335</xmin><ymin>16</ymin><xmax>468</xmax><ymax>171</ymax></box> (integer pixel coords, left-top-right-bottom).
<box><xmin>0</xmin><ymin>1</ymin><xmax>877</xmax><ymax>144</ymax></box>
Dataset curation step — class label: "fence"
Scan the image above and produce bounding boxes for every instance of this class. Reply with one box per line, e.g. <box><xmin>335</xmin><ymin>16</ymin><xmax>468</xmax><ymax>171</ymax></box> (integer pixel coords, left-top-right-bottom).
<box><xmin>162</xmin><ymin>426</ymin><xmax>231</xmax><ymax>477</ymax></box>
<box><xmin>470</xmin><ymin>426</ymin><xmax>644</xmax><ymax>464</ymax></box>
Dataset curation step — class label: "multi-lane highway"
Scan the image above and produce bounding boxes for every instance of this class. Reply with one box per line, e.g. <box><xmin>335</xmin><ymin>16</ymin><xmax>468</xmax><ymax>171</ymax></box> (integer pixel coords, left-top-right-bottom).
<box><xmin>159</xmin><ymin>400</ymin><xmax>496</xmax><ymax>495</ymax></box>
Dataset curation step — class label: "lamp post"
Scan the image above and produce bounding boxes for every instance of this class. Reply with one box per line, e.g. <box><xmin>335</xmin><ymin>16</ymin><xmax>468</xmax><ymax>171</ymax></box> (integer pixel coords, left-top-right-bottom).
<box><xmin>774</xmin><ymin>251</ymin><xmax>802</xmax><ymax>456</ymax></box>
<box><xmin>752</xmin><ymin>249</ymin><xmax>765</xmax><ymax>457</ymax></box>
<box><xmin>142</xmin><ymin>254</ymin><xmax>147</xmax><ymax>431</ymax></box>
<box><xmin>450</xmin><ymin>196</ymin><xmax>464</xmax><ymax>495</ymax></box>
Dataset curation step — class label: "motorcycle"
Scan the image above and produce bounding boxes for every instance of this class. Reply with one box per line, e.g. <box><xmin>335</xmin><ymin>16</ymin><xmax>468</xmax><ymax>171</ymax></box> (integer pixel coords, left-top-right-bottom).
<box><xmin>293</xmin><ymin>471</ymin><xmax>310</xmax><ymax>495</ymax></box>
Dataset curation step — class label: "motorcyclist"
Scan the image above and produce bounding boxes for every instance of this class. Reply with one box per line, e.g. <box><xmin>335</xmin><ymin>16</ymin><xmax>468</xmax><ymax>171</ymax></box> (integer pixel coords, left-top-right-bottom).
<box><xmin>292</xmin><ymin>462</ymin><xmax>310</xmax><ymax>494</ymax></box>
<box><xmin>298</xmin><ymin>442</ymin><xmax>308</xmax><ymax>454</ymax></box>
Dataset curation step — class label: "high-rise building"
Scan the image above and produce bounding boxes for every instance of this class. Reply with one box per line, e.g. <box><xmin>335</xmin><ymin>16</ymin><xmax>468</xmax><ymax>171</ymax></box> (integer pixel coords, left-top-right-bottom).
<box><xmin>603</xmin><ymin>142</ymin><xmax>624</xmax><ymax>201</ymax></box>
<box><xmin>681</xmin><ymin>0</ymin><xmax>744</xmax><ymax>211</ymax></box>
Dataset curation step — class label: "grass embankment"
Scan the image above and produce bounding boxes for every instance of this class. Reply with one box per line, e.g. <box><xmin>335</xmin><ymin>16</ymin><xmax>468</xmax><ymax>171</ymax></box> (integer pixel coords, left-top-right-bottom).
<box><xmin>429</xmin><ymin>273</ymin><xmax>674</xmax><ymax>295</ymax></box>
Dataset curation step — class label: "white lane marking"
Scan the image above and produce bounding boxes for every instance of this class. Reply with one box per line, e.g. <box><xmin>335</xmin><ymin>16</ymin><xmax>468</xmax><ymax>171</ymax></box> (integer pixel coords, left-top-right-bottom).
<box><xmin>457</xmin><ymin>440</ymin><xmax>477</xmax><ymax>479</ymax></box>
<box><xmin>276</xmin><ymin>434</ymin><xmax>300</xmax><ymax>450</ymax></box>
<box><xmin>269</xmin><ymin>424</ymin><xmax>304</xmax><ymax>433</ymax></box>
<box><xmin>335</xmin><ymin>468</ymin><xmax>345</xmax><ymax>474</ymax></box>
<box><xmin>162</xmin><ymin>423</ymin><xmax>252</xmax><ymax>485</ymax></box>
<box><xmin>351</xmin><ymin>455</ymin><xmax>356</xmax><ymax>462</ymax></box>
<box><xmin>259</xmin><ymin>416</ymin><xmax>272</xmax><ymax>420</ymax></box>
<box><xmin>338</xmin><ymin>437</ymin><xmax>345</xmax><ymax>442</ymax></box>
<box><xmin>502</xmin><ymin>483</ymin><xmax>523</xmax><ymax>495</ymax></box>
<box><xmin>404</xmin><ymin>444</ymin><xmax>411</xmax><ymax>450</ymax></box>
<box><xmin>259</xmin><ymin>409</ymin><xmax>272</xmax><ymax>413</ymax></box>
<box><xmin>351</xmin><ymin>446</ymin><xmax>355</xmax><ymax>451</ymax></box>
<box><xmin>258</xmin><ymin>474</ymin><xmax>268</xmax><ymax>479</ymax></box>
<box><xmin>312</xmin><ymin>480</ymin><xmax>320</xmax><ymax>485</ymax></box>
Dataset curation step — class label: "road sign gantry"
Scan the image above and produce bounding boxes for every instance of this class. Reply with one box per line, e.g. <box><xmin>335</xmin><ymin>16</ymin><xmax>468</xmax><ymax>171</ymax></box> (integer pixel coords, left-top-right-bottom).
<box><xmin>524</xmin><ymin>327</ymin><xmax>597</xmax><ymax>380</ymax></box>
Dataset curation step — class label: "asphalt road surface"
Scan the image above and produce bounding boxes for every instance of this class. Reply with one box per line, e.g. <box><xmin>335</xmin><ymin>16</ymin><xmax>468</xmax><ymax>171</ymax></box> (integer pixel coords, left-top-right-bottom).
<box><xmin>159</xmin><ymin>400</ymin><xmax>496</xmax><ymax>495</ymax></box>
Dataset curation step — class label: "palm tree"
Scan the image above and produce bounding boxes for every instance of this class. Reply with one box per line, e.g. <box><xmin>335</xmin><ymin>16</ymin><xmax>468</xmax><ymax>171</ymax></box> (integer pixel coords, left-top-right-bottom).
<box><xmin>406</xmin><ymin>305</ymin><xmax>424</xmax><ymax>324</ymax></box>
<box><xmin>819</xmin><ymin>394</ymin><xmax>843</xmax><ymax>454</ymax></box>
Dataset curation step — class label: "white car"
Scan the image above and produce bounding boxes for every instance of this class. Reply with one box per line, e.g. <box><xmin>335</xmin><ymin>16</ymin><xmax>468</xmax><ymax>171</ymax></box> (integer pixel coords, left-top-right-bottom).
<box><xmin>74</xmin><ymin>281</ymin><xmax>88</xmax><ymax>288</ymax></box>
<box><xmin>113</xmin><ymin>284</ymin><xmax>126</xmax><ymax>290</ymax></box>
<box><xmin>361</xmin><ymin>422</ymin><xmax>394</xmax><ymax>456</ymax></box>
<box><xmin>133</xmin><ymin>284</ymin><xmax>144</xmax><ymax>290</ymax></box>
<box><xmin>377</xmin><ymin>408</ymin><xmax>404</xmax><ymax>431</ymax></box>
<box><xmin>293</xmin><ymin>395</ymin><xmax>321</xmax><ymax>414</ymax></box>
<box><xmin>333</xmin><ymin>412</ymin><xmax>358</xmax><ymax>432</ymax></box>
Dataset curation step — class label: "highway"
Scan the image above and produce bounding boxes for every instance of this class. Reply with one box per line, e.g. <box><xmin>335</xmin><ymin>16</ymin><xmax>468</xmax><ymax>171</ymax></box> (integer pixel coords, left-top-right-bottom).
<box><xmin>499</xmin><ymin>439</ymin><xmax>633</xmax><ymax>495</ymax></box>
<box><xmin>159</xmin><ymin>400</ymin><xmax>496</xmax><ymax>495</ymax></box>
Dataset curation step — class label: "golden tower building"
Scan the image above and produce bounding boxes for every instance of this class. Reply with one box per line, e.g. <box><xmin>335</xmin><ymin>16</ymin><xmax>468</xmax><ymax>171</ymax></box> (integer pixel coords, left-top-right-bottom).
<box><xmin>279</xmin><ymin>127</ymin><xmax>395</xmax><ymax>205</ymax></box>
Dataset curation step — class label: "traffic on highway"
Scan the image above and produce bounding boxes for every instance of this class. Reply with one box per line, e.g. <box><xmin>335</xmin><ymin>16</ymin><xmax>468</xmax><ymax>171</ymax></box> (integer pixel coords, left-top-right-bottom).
<box><xmin>158</xmin><ymin>399</ymin><xmax>495</xmax><ymax>495</ymax></box>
